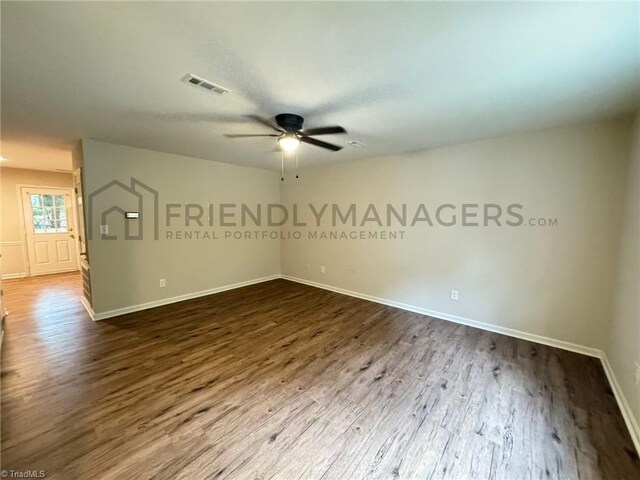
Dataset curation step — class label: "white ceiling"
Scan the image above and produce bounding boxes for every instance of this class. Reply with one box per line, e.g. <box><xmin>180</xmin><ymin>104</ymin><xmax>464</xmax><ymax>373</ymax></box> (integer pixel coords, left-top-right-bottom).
<box><xmin>1</xmin><ymin>1</ymin><xmax>638</xmax><ymax>172</ymax></box>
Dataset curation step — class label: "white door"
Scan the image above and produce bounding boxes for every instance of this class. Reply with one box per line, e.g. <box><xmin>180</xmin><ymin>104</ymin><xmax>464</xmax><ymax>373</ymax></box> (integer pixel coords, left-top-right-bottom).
<box><xmin>21</xmin><ymin>187</ymin><xmax>79</xmax><ymax>276</ymax></box>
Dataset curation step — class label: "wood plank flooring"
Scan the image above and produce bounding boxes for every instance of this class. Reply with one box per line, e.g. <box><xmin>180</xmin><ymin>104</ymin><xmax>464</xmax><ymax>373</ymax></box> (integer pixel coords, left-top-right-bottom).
<box><xmin>1</xmin><ymin>273</ymin><xmax>638</xmax><ymax>479</ymax></box>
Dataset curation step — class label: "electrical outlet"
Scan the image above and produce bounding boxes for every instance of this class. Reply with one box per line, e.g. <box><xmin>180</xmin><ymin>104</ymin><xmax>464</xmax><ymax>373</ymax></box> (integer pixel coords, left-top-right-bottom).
<box><xmin>159</xmin><ymin>279</ymin><xmax>166</xmax><ymax>288</ymax></box>
<box><xmin>305</xmin><ymin>264</ymin><xmax>311</xmax><ymax>271</ymax></box>
<box><xmin>100</xmin><ymin>225</ymin><xmax>109</xmax><ymax>235</ymax></box>
<box><xmin>450</xmin><ymin>289</ymin><xmax>459</xmax><ymax>301</ymax></box>
<box><xmin>635</xmin><ymin>363</ymin><xmax>640</xmax><ymax>385</ymax></box>
<box><xmin>320</xmin><ymin>265</ymin><xmax>326</xmax><ymax>274</ymax></box>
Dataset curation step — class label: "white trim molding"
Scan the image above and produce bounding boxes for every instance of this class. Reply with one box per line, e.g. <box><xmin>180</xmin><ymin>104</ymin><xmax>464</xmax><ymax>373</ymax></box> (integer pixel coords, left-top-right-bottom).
<box><xmin>0</xmin><ymin>241</ymin><xmax>28</xmax><ymax>279</ymax></box>
<box><xmin>281</xmin><ymin>275</ymin><xmax>601</xmax><ymax>357</ymax></box>
<box><xmin>281</xmin><ymin>274</ymin><xmax>639</xmax><ymax>454</ymax></box>
<box><xmin>76</xmin><ymin>272</ymin><xmax>640</xmax><ymax>455</ymax></box>
<box><xmin>80</xmin><ymin>296</ymin><xmax>96</xmax><ymax>321</ymax></box>
<box><xmin>1</xmin><ymin>272</ymin><xmax>28</xmax><ymax>280</ymax></box>
<box><xmin>88</xmin><ymin>274</ymin><xmax>280</xmax><ymax>321</ymax></box>
<box><xmin>29</xmin><ymin>268</ymin><xmax>80</xmax><ymax>277</ymax></box>
<box><xmin>600</xmin><ymin>352</ymin><xmax>640</xmax><ymax>454</ymax></box>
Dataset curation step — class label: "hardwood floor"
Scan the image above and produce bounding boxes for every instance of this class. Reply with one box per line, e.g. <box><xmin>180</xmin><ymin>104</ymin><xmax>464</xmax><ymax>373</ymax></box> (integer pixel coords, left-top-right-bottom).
<box><xmin>1</xmin><ymin>273</ymin><xmax>638</xmax><ymax>479</ymax></box>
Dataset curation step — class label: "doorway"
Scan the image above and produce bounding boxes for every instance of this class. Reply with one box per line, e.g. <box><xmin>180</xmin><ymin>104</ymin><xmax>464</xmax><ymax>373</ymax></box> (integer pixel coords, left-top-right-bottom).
<box><xmin>20</xmin><ymin>186</ymin><xmax>79</xmax><ymax>276</ymax></box>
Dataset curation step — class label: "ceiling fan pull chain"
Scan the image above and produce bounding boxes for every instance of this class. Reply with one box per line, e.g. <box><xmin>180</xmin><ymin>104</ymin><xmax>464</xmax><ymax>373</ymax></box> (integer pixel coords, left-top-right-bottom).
<box><xmin>281</xmin><ymin>149</ymin><xmax>284</xmax><ymax>181</ymax></box>
<box><xmin>296</xmin><ymin>152</ymin><xmax>299</xmax><ymax>179</ymax></box>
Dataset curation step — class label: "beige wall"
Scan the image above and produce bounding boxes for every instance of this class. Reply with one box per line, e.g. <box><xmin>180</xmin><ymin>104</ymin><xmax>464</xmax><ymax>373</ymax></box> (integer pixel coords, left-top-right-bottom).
<box><xmin>82</xmin><ymin>140</ymin><xmax>281</xmax><ymax>314</ymax></box>
<box><xmin>11</xmin><ymin>120</ymin><xmax>637</xmax><ymax>439</ymax></box>
<box><xmin>281</xmin><ymin>118</ymin><xmax>632</xmax><ymax>350</ymax></box>
<box><xmin>0</xmin><ymin>167</ymin><xmax>74</xmax><ymax>277</ymax></box>
<box><xmin>607</xmin><ymin>113</ymin><xmax>640</xmax><ymax>429</ymax></box>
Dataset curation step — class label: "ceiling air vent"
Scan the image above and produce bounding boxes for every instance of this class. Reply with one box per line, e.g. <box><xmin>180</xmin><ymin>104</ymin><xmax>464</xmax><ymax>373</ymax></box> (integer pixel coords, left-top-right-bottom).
<box><xmin>182</xmin><ymin>74</ymin><xmax>230</xmax><ymax>96</ymax></box>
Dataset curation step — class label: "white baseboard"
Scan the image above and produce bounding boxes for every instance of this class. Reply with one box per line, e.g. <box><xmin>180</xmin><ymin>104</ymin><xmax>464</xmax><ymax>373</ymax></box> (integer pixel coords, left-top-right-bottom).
<box><xmin>281</xmin><ymin>275</ymin><xmax>601</xmax><ymax>357</ymax></box>
<box><xmin>600</xmin><ymin>352</ymin><xmax>640</xmax><ymax>454</ymax></box>
<box><xmin>80</xmin><ymin>296</ymin><xmax>96</xmax><ymax>321</ymax></box>
<box><xmin>1</xmin><ymin>272</ymin><xmax>27</xmax><ymax>280</ymax></box>
<box><xmin>2</xmin><ymin>270</ymin><xmax>80</xmax><ymax>280</ymax></box>
<box><xmin>30</xmin><ymin>268</ymin><xmax>80</xmax><ymax>277</ymax></box>
<box><xmin>90</xmin><ymin>274</ymin><xmax>281</xmax><ymax>321</ymax></box>
<box><xmin>76</xmin><ymin>272</ymin><xmax>640</xmax><ymax>455</ymax></box>
<box><xmin>281</xmin><ymin>274</ymin><xmax>639</xmax><ymax>455</ymax></box>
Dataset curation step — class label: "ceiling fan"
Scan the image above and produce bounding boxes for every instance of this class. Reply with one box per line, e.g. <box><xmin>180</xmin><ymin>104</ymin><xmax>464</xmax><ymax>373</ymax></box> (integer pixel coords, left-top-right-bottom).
<box><xmin>225</xmin><ymin>113</ymin><xmax>347</xmax><ymax>152</ymax></box>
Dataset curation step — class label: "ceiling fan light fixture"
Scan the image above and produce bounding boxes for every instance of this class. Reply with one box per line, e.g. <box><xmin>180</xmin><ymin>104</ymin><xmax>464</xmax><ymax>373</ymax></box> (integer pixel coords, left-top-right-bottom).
<box><xmin>227</xmin><ymin>113</ymin><xmax>345</xmax><ymax>152</ymax></box>
<box><xmin>278</xmin><ymin>133</ymin><xmax>301</xmax><ymax>152</ymax></box>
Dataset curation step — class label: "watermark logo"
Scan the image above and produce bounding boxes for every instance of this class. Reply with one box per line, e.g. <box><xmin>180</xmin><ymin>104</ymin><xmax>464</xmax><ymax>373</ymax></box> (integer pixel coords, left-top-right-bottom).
<box><xmin>87</xmin><ymin>177</ymin><xmax>159</xmax><ymax>240</ymax></box>
<box><xmin>86</xmin><ymin>177</ymin><xmax>557</xmax><ymax>241</ymax></box>
<box><xmin>0</xmin><ymin>470</ymin><xmax>46</xmax><ymax>479</ymax></box>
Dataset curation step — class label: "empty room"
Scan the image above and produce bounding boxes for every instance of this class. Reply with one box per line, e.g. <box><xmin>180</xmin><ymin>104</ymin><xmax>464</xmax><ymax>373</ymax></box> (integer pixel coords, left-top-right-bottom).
<box><xmin>1</xmin><ymin>1</ymin><xmax>639</xmax><ymax>479</ymax></box>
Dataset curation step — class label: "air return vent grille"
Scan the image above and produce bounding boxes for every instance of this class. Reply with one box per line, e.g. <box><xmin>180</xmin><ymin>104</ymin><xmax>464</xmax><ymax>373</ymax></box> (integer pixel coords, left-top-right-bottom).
<box><xmin>182</xmin><ymin>74</ymin><xmax>230</xmax><ymax>96</ymax></box>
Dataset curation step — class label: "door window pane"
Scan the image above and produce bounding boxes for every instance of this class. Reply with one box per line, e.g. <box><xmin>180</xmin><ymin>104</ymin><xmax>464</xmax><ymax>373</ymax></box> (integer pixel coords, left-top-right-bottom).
<box><xmin>30</xmin><ymin>194</ymin><xmax>68</xmax><ymax>234</ymax></box>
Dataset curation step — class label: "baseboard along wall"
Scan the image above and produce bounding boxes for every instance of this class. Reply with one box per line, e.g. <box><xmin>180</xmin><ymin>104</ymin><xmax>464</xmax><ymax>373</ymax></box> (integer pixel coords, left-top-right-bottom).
<box><xmin>76</xmin><ymin>272</ymin><xmax>639</xmax><ymax>454</ymax></box>
<box><xmin>281</xmin><ymin>274</ymin><xmax>640</xmax><ymax>454</ymax></box>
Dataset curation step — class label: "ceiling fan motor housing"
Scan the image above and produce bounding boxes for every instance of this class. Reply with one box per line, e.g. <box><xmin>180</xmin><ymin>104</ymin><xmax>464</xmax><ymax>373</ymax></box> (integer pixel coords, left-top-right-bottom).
<box><xmin>276</xmin><ymin>113</ymin><xmax>304</xmax><ymax>132</ymax></box>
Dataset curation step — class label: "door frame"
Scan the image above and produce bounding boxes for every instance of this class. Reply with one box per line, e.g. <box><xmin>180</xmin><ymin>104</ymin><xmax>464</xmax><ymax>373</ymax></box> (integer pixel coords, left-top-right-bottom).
<box><xmin>17</xmin><ymin>184</ymin><xmax>81</xmax><ymax>276</ymax></box>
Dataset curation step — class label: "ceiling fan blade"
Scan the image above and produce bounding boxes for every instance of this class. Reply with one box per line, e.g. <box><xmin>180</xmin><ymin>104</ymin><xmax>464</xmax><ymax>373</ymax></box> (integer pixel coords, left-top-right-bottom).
<box><xmin>300</xmin><ymin>136</ymin><xmax>343</xmax><ymax>151</ymax></box>
<box><xmin>246</xmin><ymin>114</ymin><xmax>285</xmax><ymax>133</ymax></box>
<box><xmin>224</xmin><ymin>133</ymin><xmax>280</xmax><ymax>138</ymax></box>
<box><xmin>303</xmin><ymin>126</ymin><xmax>347</xmax><ymax>136</ymax></box>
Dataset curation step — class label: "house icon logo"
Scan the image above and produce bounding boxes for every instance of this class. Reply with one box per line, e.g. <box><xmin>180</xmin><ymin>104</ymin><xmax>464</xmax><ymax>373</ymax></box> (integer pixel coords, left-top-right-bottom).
<box><xmin>87</xmin><ymin>177</ymin><xmax>159</xmax><ymax>240</ymax></box>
